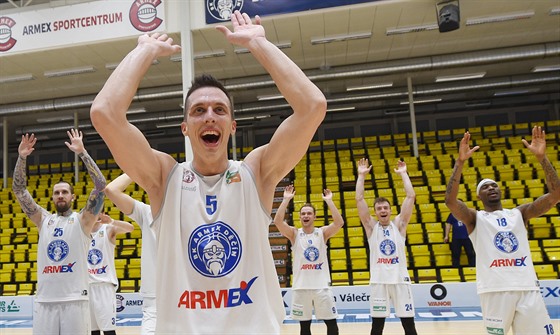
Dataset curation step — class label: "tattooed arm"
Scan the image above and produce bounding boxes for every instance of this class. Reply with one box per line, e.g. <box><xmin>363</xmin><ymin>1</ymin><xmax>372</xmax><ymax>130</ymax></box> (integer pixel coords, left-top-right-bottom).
<box><xmin>445</xmin><ymin>132</ymin><xmax>478</xmax><ymax>234</ymax></box>
<box><xmin>518</xmin><ymin>126</ymin><xmax>560</xmax><ymax>222</ymax></box>
<box><xmin>12</xmin><ymin>134</ymin><xmax>50</xmax><ymax>229</ymax></box>
<box><xmin>65</xmin><ymin>129</ymin><xmax>107</xmax><ymax>235</ymax></box>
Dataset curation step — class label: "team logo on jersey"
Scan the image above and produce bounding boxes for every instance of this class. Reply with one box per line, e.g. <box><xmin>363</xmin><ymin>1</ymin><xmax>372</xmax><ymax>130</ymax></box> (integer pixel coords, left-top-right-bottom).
<box><xmin>47</xmin><ymin>239</ymin><xmax>69</xmax><ymax>262</ymax></box>
<box><xmin>88</xmin><ymin>248</ymin><xmax>103</xmax><ymax>265</ymax></box>
<box><xmin>304</xmin><ymin>246</ymin><xmax>320</xmax><ymax>262</ymax></box>
<box><xmin>129</xmin><ymin>0</ymin><xmax>163</xmax><ymax>32</ymax></box>
<box><xmin>0</xmin><ymin>17</ymin><xmax>17</xmax><ymax>52</ymax></box>
<box><xmin>189</xmin><ymin>221</ymin><xmax>242</xmax><ymax>278</ymax></box>
<box><xmin>183</xmin><ymin>169</ymin><xmax>196</xmax><ymax>183</ymax></box>
<box><xmin>207</xmin><ymin>0</ymin><xmax>243</xmax><ymax>21</ymax></box>
<box><xmin>379</xmin><ymin>239</ymin><xmax>396</xmax><ymax>256</ymax></box>
<box><xmin>494</xmin><ymin>231</ymin><xmax>519</xmax><ymax>253</ymax></box>
<box><xmin>226</xmin><ymin>170</ymin><xmax>241</xmax><ymax>184</ymax></box>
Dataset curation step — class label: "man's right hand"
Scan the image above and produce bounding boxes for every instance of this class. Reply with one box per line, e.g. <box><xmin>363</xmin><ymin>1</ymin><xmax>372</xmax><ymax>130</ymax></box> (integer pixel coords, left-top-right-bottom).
<box><xmin>357</xmin><ymin>158</ymin><xmax>372</xmax><ymax>176</ymax></box>
<box><xmin>18</xmin><ymin>133</ymin><xmax>37</xmax><ymax>158</ymax></box>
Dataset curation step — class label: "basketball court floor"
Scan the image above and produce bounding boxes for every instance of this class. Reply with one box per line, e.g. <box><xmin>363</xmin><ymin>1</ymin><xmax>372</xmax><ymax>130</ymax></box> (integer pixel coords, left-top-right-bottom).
<box><xmin>2</xmin><ymin>307</ymin><xmax>558</xmax><ymax>335</ymax></box>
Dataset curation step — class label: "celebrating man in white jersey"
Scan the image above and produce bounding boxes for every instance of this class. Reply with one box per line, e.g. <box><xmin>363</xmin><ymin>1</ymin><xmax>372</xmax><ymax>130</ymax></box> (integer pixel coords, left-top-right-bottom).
<box><xmin>12</xmin><ymin>129</ymin><xmax>106</xmax><ymax>334</ymax></box>
<box><xmin>355</xmin><ymin>158</ymin><xmax>418</xmax><ymax>335</ymax></box>
<box><xmin>90</xmin><ymin>11</ymin><xmax>326</xmax><ymax>334</ymax></box>
<box><xmin>273</xmin><ymin>185</ymin><xmax>344</xmax><ymax>335</ymax></box>
<box><xmin>445</xmin><ymin>126</ymin><xmax>559</xmax><ymax>335</ymax></box>
<box><xmin>104</xmin><ymin>174</ymin><xmax>156</xmax><ymax>335</ymax></box>
<box><xmin>88</xmin><ymin>213</ymin><xmax>133</xmax><ymax>335</ymax></box>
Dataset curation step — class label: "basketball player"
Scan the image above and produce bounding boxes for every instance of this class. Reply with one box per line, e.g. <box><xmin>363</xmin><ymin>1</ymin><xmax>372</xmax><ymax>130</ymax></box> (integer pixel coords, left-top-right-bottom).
<box><xmin>90</xmin><ymin>11</ymin><xmax>326</xmax><ymax>334</ymax></box>
<box><xmin>355</xmin><ymin>158</ymin><xmax>418</xmax><ymax>335</ymax></box>
<box><xmin>445</xmin><ymin>126</ymin><xmax>558</xmax><ymax>335</ymax></box>
<box><xmin>104</xmin><ymin>174</ymin><xmax>156</xmax><ymax>335</ymax></box>
<box><xmin>12</xmin><ymin>129</ymin><xmax>106</xmax><ymax>335</ymax></box>
<box><xmin>273</xmin><ymin>185</ymin><xmax>344</xmax><ymax>335</ymax></box>
<box><xmin>88</xmin><ymin>213</ymin><xmax>133</xmax><ymax>335</ymax></box>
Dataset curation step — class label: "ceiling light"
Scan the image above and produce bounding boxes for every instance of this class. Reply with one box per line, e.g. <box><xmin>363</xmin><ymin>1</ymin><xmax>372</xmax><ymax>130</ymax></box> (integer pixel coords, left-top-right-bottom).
<box><xmin>235</xmin><ymin>42</ymin><xmax>292</xmax><ymax>54</ymax></box>
<box><xmin>0</xmin><ymin>73</ymin><xmax>35</xmax><ymax>84</ymax></box>
<box><xmin>257</xmin><ymin>94</ymin><xmax>284</xmax><ymax>101</ymax></box>
<box><xmin>193</xmin><ymin>50</ymin><xmax>226</xmax><ymax>60</ymax></box>
<box><xmin>493</xmin><ymin>89</ymin><xmax>535</xmax><ymax>97</ymax></box>
<box><xmin>106</xmin><ymin>60</ymin><xmax>158</xmax><ymax>70</ymax></box>
<box><xmin>170</xmin><ymin>55</ymin><xmax>182</xmax><ymax>62</ymax></box>
<box><xmin>127</xmin><ymin>108</ymin><xmax>146</xmax><ymax>114</ymax></box>
<box><xmin>531</xmin><ymin>65</ymin><xmax>560</xmax><ymax>73</ymax></box>
<box><xmin>400</xmin><ymin>98</ymin><xmax>442</xmax><ymax>105</ymax></box>
<box><xmin>346</xmin><ymin>83</ymin><xmax>393</xmax><ymax>91</ymax></box>
<box><xmin>326</xmin><ymin>107</ymin><xmax>355</xmax><ymax>112</ymax></box>
<box><xmin>386</xmin><ymin>24</ymin><xmax>439</xmax><ymax>35</ymax></box>
<box><xmin>236</xmin><ymin>115</ymin><xmax>271</xmax><ymax>121</ymax></box>
<box><xmin>549</xmin><ymin>7</ymin><xmax>560</xmax><ymax>15</ymax></box>
<box><xmin>44</xmin><ymin>66</ymin><xmax>96</xmax><ymax>78</ymax></box>
<box><xmin>465</xmin><ymin>101</ymin><xmax>491</xmax><ymax>107</ymax></box>
<box><xmin>466</xmin><ymin>11</ymin><xmax>534</xmax><ymax>26</ymax></box>
<box><xmin>311</xmin><ymin>32</ymin><xmax>372</xmax><ymax>45</ymax></box>
<box><xmin>155</xmin><ymin>123</ymin><xmax>182</xmax><ymax>129</ymax></box>
<box><xmin>384</xmin><ymin>109</ymin><xmax>409</xmax><ymax>115</ymax></box>
<box><xmin>435</xmin><ymin>72</ymin><xmax>486</xmax><ymax>82</ymax></box>
<box><xmin>37</xmin><ymin>115</ymin><xmax>74</xmax><ymax>123</ymax></box>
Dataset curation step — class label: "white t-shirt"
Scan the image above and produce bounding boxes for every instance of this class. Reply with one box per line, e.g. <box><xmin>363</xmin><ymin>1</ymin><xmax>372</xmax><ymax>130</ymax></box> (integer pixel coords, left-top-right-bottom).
<box><xmin>151</xmin><ymin>161</ymin><xmax>284</xmax><ymax>334</ymax></box>
<box><xmin>292</xmin><ymin>228</ymin><xmax>331</xmax><ymax>289</ymax></box>
<box><xmin>470</xmin><ymin>208</ymin><xmax>539</xmax><ymax>294</ymax></box>
<box><xmin>128</xmin><ymin>200</ymin><xmax>156</xmax><ymax>298</ymax></box>
<box><xmin>36</xmin><ymin>211</ymin><xmax>91</xmax><ymax>302</ymax></box>
<box><xmin>88</xmin><ymin>224</ymin><xmax>118</xmax><ymax>287</ymax></box>
<box><xmin>368</xmin><ymin>221</ymin><xmax>410</xmax><ymax>284</ymax></box>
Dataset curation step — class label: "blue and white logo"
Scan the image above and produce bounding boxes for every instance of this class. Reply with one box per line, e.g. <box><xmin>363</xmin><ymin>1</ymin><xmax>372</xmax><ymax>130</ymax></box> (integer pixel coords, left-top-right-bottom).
<box><xmin>189</xmin><ymin>221</ymin><xmax>242</xmax><ymax>278</ymax></box>
<box><xmin>207</xmin><ymin>0</ymin><xmax>244</xmax><ymax>21</ymax></box>
<box><xmin>494</xmin><ymin>231</ymin><xmax>519</xmax><ymax>253</ymax></box>
<box><xmin>88</xmin><ymin>249</ymin><xmax>103</xmax><ymax>265</ymax></box>
<box><xmin>379</xmin><ymin>239</ymin><xmax>396</xmax><ymax>256</ymax></box>
<box><xmin>47</xmin><ymin>239</ymin><xmax>69</xmax><ymax>262</ymax></box>
<box><xmin>304</xmin><ymin>246</ymin><xmax>320</xmax><ymax>262</ymax></box>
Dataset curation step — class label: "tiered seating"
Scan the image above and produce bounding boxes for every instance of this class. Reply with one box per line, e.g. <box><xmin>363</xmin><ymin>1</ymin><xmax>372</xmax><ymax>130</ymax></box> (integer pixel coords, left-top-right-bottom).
<box><xmin>2</xmin><ymin>121</ymin><xmax>559</xmax><ymax>294</ymax></box>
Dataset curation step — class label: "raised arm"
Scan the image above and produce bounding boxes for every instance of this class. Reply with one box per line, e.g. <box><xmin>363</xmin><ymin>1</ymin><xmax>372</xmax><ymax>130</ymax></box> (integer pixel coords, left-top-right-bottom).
<box><xmin>65</xmin><ymin>129</ymin><xmax>106</xmax><ymax>234</ymax></box>
<box><xmin>217</xmin><ymin>12</ymin><xmax>326</xmax><ymax>207</ymax></box>
<box><xmin>321</xmin><ymin>189</ymin><xmax>345</xmax><ymax>241</ymax></box>
<box><xmin>355</xmin><ymin>158</ymin><xmax>374</xmax><ymax>238</ymax></box>
<box><xmin>518</xmin><ymin>126</ymin><xmax>560</xmax><ymax>221</ymax></box>
<box><xmin>445</xmin><ymin>132</ymin><xmax>478</xmax><ymax>233</ymax></box>
<box><xmin>393</xmin><ymin>160</ymin><xmax>416</xmax><ymax>237</ymax></box>
<box><xmin>90</xmin><ymin>33</ymin><xmax>180</xmax><ymax>213</ymax></box>
<box><xmin>98</xmin><ymin>213</ymin><xmax>134</xmax><ymax>244</ymax></box>
<box><xmin>272</xmin><ymin>185</ymin><xmax>297</xmax><ymax>244</ymax></box>
<box><xmin>12</xmin><ymin>134</ymin><xmax>49</xmax><ymax>228</ymax></box>
<box><xmin>104</xmin><ymin>173</ymin><xmax>136</xmax><ymax>215</ymax></box>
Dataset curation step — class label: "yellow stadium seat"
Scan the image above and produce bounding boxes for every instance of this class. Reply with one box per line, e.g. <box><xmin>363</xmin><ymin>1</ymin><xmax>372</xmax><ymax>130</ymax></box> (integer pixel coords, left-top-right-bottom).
<box><xmin>462</xmin><ymin>267</ymin><xmax>476</xmax><ymax>282</ymax></box>
<box><xmin>417</xmin><ymin>269</ymin><xmax>438</xmax><ymax>283</ymax></box>
<box><xmin>440</xmin><ymin>268</ymin><xmax>461</xmax><ymax>282</ymax></box>
<box><xmin>331</xmin><ymin>272</ymin><xmax>349</xmax><ymax>286</ymax></box>
<box><xmin>534</xmin><ymin>264</ymin><xmax>557</xmax><ymax>280</ymax></box>
<box><xmin>352</xmin><ymin>271</ymin><xmax>370</xmax><ymax>285</ymax></box>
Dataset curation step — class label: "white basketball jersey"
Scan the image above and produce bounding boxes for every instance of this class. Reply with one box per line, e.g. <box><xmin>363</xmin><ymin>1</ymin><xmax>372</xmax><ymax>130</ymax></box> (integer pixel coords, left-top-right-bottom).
<box><xmin>292</xmin><ymin>228</ymin><xmax>331</xmax><ymax>289</ymax></box>
<box><xmin>368</xmin><ymin>222</ymin><xmax>410</xmax><ymax>284</ymax></box>
<box><xmin>88</xmin><ymin>224</ymin><xmax>118</xmax><ymax>287</ymax></box>
<box><xmin>151</xmin><ymin>161</ymin><xmax>284</xmax><ymax>334</ymax></box>
<box><xmin>128</xmin><ymin>200</ymin><xmax>156</xmax><ymax>298</ymax></box>
<box><xmin>36</xmin><ymin>212</ymin><xmax>91</xmax><ymax>302</ymax></box>
<box><xmin>470</xmin><ymin>208</ymin><xmax>539</xmax><ymax>294</ymax></box>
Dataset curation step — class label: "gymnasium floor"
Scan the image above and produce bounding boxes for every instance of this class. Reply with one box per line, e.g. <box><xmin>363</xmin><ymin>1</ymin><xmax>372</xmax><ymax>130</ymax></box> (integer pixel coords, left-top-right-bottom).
<box><xmin>2</xmin><ymin>307</ymin><xmax>559</xmax><ymax>335</ymax></box>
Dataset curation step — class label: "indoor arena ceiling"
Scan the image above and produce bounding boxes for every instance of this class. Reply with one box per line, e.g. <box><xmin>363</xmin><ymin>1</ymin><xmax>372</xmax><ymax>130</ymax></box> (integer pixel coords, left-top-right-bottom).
<box><xmin>0</xmin><ymin>0</ymin><xmax>559</xmax><ymax>143</ymax></box>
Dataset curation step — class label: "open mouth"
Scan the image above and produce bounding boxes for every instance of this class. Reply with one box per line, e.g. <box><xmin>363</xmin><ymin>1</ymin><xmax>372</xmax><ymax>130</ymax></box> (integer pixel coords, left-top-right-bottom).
<box><xmin>202</xmin><ymin>131</ymin><xmax>220</xmax><ymax>145</ymax></box>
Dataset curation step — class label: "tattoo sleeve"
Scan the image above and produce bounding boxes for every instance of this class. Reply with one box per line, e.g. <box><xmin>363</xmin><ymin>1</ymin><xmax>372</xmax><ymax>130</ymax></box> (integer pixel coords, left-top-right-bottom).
<box><xmin>540</xmin><ymin>156</ymin><xmax>560</xmax><ymax>194</ymax></box>
<box><xmin>12</xmin><ymin>156</ymin><xmax>41</xmax><ymax>218</ymax></box>
<box><xmin>79</xmin><ymin>151</ymin><xmax>107</xmax><ymax>215</ymax></box>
